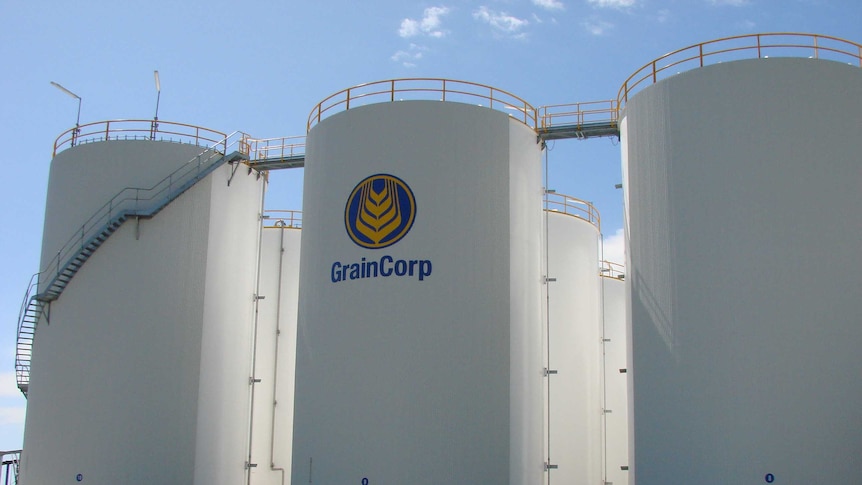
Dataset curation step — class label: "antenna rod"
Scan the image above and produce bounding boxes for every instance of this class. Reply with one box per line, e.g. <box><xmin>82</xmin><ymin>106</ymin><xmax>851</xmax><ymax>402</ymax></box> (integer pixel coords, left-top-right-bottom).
<box><xmin>50</xmin><ymin>81</ymin><xmax>82</xmax><ymax>146</ymax></box>
<box><xmin>152</xmin><ymin>70</ymin><xmax>161</xmax><ymax>139</ymax></box>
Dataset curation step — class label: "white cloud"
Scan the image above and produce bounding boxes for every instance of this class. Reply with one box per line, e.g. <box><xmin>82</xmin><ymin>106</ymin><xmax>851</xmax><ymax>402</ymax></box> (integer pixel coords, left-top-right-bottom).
<box><xmin>399</xmin><ymin>18</ymin><xmax>420</xmax><ymax>38</ymax></box>
<box><xmin>532</xmin><ymin>0</ymin><xmax>565</xmax><ymax>10</ymax></box>
<box><xmin>588</xmin><ymin>0</ymin><xmax>637</xmax><ymax>8</ymax></box>
<box><xmin>602</xmin><ymin>227</ymin><xmax>626</xmax><ymax>265</ymax></box>
<box><xmin>394</xmin><ymin>8</ymin><xmax>449</xmax><ymax>65</ymax></box>
<box><xmin>0</xmin><ymin>407</ymin><xmax>25</xmax><ymax>426</ymax></box>
<box><xmin>399</xmin><ymin>6</ymin><xmax>451</xmax><ymax>38</ymax></box>
<box><xmin>583</xmin><ymin>17</ymin><xmax>614</xmax><ymax>35</ymax></box>
<box><xmin>421</xmin><ymin>6</ymin><xmax>450</xmax><ymax>37</ymax></box>
<box><xmin>473</xmin><ymin>6</ymin><xmax>530</xmax><ymax>37</ymax></box>
<box><xmin>391</xmin><ymin>44</ymin><xmax>427</xmax><ymax>68</ymax></box>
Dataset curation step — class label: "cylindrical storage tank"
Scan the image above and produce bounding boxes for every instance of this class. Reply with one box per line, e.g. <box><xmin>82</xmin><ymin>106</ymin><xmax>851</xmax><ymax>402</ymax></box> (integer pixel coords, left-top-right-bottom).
<box><xmin>38</xmin><ymin>139</ymin><xmax>213</xmax><ymax>272</ymax></box>
<box><xmin>20</xmin><ymin>128</ymin><xmax>265</xmax><ymax>484</ymax></box>
<box><xmin>543</xmin><ymin>194</ymin><xmax>602</xmax><ymax>485</ymax></box>
<box><xmin>600</xmin><ymin>261</ymin><xmax>629</xmax><ymax>485</ymax></box>
<box><xmin>621</xmin><ymin>44</ymin><xmax>862</xmax><ymax>483</ymax></box>
<box><xmin>250</xmin><ymin>214</ymin><xmax>302</xmax><ymax>485</ymax></box>
<box><xmin>293</xmin><ymin>82</ymin><xmax>545</xmax><ymax>485</ymax></box>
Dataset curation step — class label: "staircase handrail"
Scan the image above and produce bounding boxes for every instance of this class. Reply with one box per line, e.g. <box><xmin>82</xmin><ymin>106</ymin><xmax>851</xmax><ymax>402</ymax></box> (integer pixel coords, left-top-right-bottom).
<box><xmin>16</xmin><ymin>273</ymin><xmax>38</xmax><ymax>334</ymax></box>
<box><xmin>15</xmin><ymin>274</ymin><xmax>39</xmax><ymax>387</ymax></box>
<box><xmin>34</xmin><ymin>131</ymin><xmax>249</xmax><ymax>298</ymax></box>
<box><xmin>15</xmin><ymin>131</ymin><xmax>250</xmax><ymax>396</ymax></box>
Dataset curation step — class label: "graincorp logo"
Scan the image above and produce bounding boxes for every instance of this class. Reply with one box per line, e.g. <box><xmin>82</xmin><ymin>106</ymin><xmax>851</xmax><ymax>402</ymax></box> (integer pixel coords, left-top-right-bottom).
<box><xmin>332</xmin><ymin>173</ymin><xmax>432</xmax><ymax>283</ymax></box>
<box><xmin>345</xmin><ymin>174</ymin><xmax>416</xmax><ymax>249</ymax></box>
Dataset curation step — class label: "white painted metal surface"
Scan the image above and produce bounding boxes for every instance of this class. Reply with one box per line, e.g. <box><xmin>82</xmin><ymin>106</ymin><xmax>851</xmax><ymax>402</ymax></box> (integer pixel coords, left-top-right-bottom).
<box><xmin>621</xmin><ymin>58</ymin><xmax>862</xmax><ymax>484</ymax></box>
<box><xmin>250</xmin><ymin>225</ymin><xmax>301</xmax><ymax>485</ymax></box>
<box><xmin>19</xmin><ymin>140</ymin><xmax>265</xmax><ymax>484</ymax></box>
<box><xmin>38</xmin><ymin>141</ymin><xmax>208</xmax><ymax>278</ymax></box>
<box><xmin>293</xmin><ymin>100</ymin><xmax>544</xmax><ymax>484</ymax></box>
<box><xmin>601</xmin><ymin>271</ymin><xmax>629</xmax><ymax>485</ymax></box>
<box><xmin>544</xmin><ymin>207</ymin><xmax>602</xmax><ymax>485</ymax></box>
<box><xmin>193</xmin><ymin>159</ymin><xmax>265</xmax><ymax>485</ymax></box>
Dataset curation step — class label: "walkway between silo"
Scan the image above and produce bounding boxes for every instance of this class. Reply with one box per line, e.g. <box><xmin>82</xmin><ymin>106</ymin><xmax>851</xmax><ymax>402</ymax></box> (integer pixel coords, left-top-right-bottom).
<box><xmin>246</xmin><ymin>102</ymin><xmax>620</xmax><ymax>171</ymax></box>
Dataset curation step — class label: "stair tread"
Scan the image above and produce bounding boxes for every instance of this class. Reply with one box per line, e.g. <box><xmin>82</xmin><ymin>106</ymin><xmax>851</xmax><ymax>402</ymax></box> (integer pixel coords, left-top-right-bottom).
<box><xmin>14</xmin><ymin>152</ymin><xmax>236</xmax><ymax>393</ymax></box>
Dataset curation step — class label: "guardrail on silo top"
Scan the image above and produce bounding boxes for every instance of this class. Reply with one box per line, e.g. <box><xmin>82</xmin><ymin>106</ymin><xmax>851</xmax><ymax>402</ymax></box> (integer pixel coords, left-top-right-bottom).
<box><xmin>53</xmin><ymin>120</ymin><xmax>229</xmax><ymax>157</ymax></box>
<box><xmin>264</xmin><ymin>210</ymin><xmax>302</xmax><ymax>228</ymax></box>
<box><xmin>307</xmin><ymin>78</ymin><xmax>538</xmax><ymax>132</ymax></box>
<box><xmin>617</xmin><ymin>32</ymin><xmax>862</xmax><ymax>113</ymax></box>
<box><xmin>544</xmin><ymin>192</ymin><xmax>601</xmax><ymax>232</ymax></box>
<box><xmin>600</xmin><ymin>260</ymin><xmax>625</xmax><ymax>280</ymax></box>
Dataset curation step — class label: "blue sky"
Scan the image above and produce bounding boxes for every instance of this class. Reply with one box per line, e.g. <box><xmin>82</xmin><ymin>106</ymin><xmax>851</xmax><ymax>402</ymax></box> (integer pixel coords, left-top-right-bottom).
<box><xmin>1</xmin><ymin>0</ymin><xmax>859</xmax><ymax>451</ymax></box>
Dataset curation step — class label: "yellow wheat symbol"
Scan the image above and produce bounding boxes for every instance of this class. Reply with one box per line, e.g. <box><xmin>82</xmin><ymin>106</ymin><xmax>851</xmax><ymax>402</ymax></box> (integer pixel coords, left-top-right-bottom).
<box><xmin>356</xmin><ymin>179</ymin><xmax>402</xmax><ymax>244</ymax></box>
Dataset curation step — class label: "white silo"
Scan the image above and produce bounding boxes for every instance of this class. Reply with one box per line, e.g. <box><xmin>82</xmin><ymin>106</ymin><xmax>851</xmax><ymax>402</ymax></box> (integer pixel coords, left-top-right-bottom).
<box><xmin>292</xmin><ymin>80</ymin><xmax>545</xmax><ymax>484</ymax></box>
<box><xmin>600</xmin><ymin>261</ymin><xmax>628</xmax><ymax>485</ymax></box>
<box><xmin>543</xmin><ymin>193</ymin><xmax>602</xmax><ymax>485</ymax></box>
<box><xmin>620</xmin><ymin>35</ymin><xmax>862</xmax><ymax>483</ymax></box>
<box><xmin>19</xmin><ymin>123</ymin><xmax>266</xmax><ymax>484</ymax></box>
<box><xmin>249</xmin><ymin>213</ymin><xmax>302</xmax><ymax>485</ymax></box>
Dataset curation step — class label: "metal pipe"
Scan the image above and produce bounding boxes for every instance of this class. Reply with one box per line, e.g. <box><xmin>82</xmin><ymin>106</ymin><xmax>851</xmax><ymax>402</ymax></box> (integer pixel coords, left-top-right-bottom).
<box><xmin>544</xmin><ymin>148</ymin><xmax>552</xmax><ymax>485</ymax></box>
<box><xmin>599</xmin><ymin>237</ymin><xmax>609</xmax><ymax>485</ymax></box>
<box><xmin>268</xmin><ymin>220</ymin><xmax>288</xmax><ymax>484</ymax></box>
<box><xmin>246</xmin><ymin>177</ymin><xmax>268</xmax><ymax>485</ymax></box>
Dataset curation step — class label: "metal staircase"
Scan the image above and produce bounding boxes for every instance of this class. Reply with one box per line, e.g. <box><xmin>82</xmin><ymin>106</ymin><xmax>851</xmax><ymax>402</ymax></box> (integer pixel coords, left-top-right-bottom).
<box><xmin>1</xmin><ymin>450</ymin><xmax>20</xmax><ymax>485</ymax></box>
<box><xmin>14</xmin><ymin>133</ymin><xmax>250</xmax><ymax>397</ymax></box>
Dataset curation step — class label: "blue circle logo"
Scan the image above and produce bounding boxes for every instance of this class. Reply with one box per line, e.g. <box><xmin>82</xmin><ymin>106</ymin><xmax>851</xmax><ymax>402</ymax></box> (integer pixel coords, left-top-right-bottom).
<box><xmin>345</xmin><ymin>174</ymin><xmax>416</xmax><ymax>249</ymax></box>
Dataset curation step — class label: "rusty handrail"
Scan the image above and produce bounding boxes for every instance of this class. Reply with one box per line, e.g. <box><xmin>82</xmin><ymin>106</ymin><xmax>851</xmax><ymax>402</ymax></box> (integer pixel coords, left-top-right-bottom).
<box><xmin>539</xmin><ymin>99</ymin><xmax>619</xmax><ymax>131</ymax></box>
<box><xmin>307</xmin><ymin>78</ymin><xmax>537</xmax><ymax>132</ymax></box>
<box><xmin>544</xmin><ymin>192</ymin><xmax>600</xmax><ymax>232</ymax></box>
<box><xmin>617</xmin><ymin>32</ymin><xmax>862</xmax><ymax>113</ymax></box>
<box><xmin>600</xmin><ymin>260</ymin><xmax>625</xmax><ymax>280</ymax></box>
<box><xmin>53</xmin><ymin>119</ymin><xmax>228</xmax><ymax>157</ymax></box>
<box><xmin>264</xmin><ymin>210</ymin><xmax>302</xmax><ymax>228</ymax></box>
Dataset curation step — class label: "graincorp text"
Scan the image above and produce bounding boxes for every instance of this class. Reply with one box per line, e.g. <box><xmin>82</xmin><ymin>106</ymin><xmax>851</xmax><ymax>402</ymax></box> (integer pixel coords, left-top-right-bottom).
<box><xmin>331</xmin><ymin>255</ymin><xmax>432</xmax><ymax>283</ymax></box>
